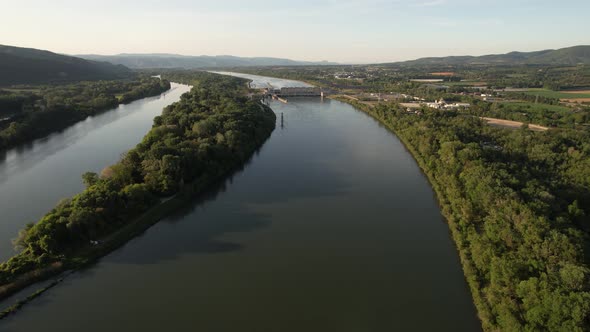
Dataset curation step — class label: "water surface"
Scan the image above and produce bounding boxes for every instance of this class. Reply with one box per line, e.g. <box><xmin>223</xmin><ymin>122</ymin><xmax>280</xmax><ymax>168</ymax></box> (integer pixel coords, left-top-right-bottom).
<box><xmin>0</xmin><ymin>83</ymin><xmax>191</xmax><ymax>260</ymax></box>
<box><xmin>211</xmin><ymin>71</ymin><xmax>313</xmax><ymax>89</ymax></box>
<box><xmin>2</xmin><ymin>75</ymin><xmax>480</xmax><ymax>331</ymax></box>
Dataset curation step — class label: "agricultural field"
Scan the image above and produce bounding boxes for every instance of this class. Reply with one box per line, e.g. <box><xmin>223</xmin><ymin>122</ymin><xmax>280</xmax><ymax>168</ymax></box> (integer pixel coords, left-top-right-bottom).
<box><xmin>522</xmin><ymin>88</ymin><xmax>590</xmax><ymax>100</ymax></box>
<box><xmin>498</xmin><ymin>100</ymin><xmax>571</xmax><ymax>113</ymax></box>
<box><xmin>480</xmin><ymin>117</ymin><xmax>548</xmax><ymax>131</ymax></box>
<box><xmin>486</xmin><ymin>100</ymin><xmax>588</xmax><ymax>128</ymax></box>
<box><xmin>430</xmin><ymin>72</ymin><xmax>455</xmax><ymax>76</ymax></box>
<box><xmin>444</xmin><ymin>81</ymin><xmax>487</xmax><ymax>87</ymax></box>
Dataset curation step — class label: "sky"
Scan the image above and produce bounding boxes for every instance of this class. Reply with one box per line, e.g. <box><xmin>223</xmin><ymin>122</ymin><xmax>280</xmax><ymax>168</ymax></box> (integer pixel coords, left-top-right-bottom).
<box><xmin>1</xmin><ymin>0</ymin><xmax>589</xmax><ymax>63</ymax></box>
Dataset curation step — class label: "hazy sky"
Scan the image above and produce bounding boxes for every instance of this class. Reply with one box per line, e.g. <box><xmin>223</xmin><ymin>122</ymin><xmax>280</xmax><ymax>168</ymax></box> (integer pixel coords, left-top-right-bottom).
<box><xmin>2</xmin><ymin>0</ymin><xmax>589</xmax><ymax>63</ymax></box>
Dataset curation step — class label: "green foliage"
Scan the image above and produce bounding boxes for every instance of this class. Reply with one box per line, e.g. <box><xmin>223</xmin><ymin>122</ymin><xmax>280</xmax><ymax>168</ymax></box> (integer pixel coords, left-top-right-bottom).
<box><xmin>0</xmin><ymin>72</ymin><xmax>275</xmax><ymax>287</ymax></box>
<box><xmin>347</xmin><ymin>100</ymin><xmax>590</xmax><ymax>331</ymax></box>
<box><xmin>522</xmin><ymin>88</ymin><xmax>590</xmax><ymax>100</ymax></box>
<box><xmin>0</xmin><ymin>77</ymin><xmax>171</xmax><ymax>150</ymax></box>
<box><xmin>480</xmin><ymin>101</ymin><xmax>586</xmax><ymax>128</ymax></box>
<box><xmin>245</xmin><ymin>64</ymin><xmax>590</xmax><ymax>132</ymax></box>
<box><xmin>81</xmin><ymin>172</ymin><xmax>99</xmax><ymax>188</ymax></box>
<box><xmin>0</xmin><ymin>44</ymin><xmax>132</xmax><ymax>86</ymax></box>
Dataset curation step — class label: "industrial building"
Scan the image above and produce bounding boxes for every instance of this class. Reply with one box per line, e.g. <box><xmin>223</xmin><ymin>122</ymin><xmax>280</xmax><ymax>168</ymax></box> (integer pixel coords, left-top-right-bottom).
<box><xmin>278</xmin><ymin>87</ymin><xmax>322</xmax><ymax>97</ymax></box>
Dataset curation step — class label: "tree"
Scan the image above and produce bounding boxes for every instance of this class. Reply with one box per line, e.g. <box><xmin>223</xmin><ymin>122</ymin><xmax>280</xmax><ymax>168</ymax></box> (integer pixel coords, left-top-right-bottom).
<box><xmin>82</xmin><ymin>172</ymin><xmax>99</xmax><ymax>188</ymax></box>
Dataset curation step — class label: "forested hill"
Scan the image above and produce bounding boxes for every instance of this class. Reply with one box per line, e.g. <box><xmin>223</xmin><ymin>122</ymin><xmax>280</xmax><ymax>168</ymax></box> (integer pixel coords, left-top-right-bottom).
<box><xmin>0</xmin><ymin>45</ymin><xmax>133</xmax><ymax>86</ymax></box>
<box><xmin>77</xmin><ymin>54</ymin><xmax>337</xmax><ymax>69</ymax></box>
<box><xmin>390</xmin><ymin>45</ymin><xmax>590</xmax><ymax>66</ymax></box>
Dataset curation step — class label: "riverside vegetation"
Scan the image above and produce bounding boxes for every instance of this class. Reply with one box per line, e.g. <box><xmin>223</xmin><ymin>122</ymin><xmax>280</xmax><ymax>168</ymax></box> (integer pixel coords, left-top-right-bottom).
<box><xmin>239</xmin><ymin>61</ymin><xmax>590</xmax><ymax>131</ymax></box>
<box><xmin>0</xmin><ymin>77</ymin><xmax>171</xmax><ymax>151</ymax></box>
<box><xmin>236</xmin><ymin>63</ymin><xmax>590</xmax><ymax>329</ymax></box>
<box><xmin>338</xmin><ymin>97</ymin><xmax>590</xmax><ymax>331</ymax></box>
<box><xmin>0</xmin><ymin>72</ymin><xmax>275</xmax><ymax>304</ymax></box>
<box><xmin>165</xmin><ymin>67</ymin><xmax>590</xmax><ymax>330</ymax></box>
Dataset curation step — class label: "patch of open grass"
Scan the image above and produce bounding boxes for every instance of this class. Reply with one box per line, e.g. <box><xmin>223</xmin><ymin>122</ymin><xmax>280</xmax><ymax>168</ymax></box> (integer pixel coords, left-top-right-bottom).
<box><xmin>522</xmin><ymin>88</ymin><xmax>590</xmax><ymax>99</ymax></box>
<box><xmin>444</xmin><ymin>81</ymin><xmax>487</xmax><ymax>87</ymax></box>
<box><xmin>498</xmin><ymin>101</ymin><xmax>571</xmax><ymax>113</ymax></box>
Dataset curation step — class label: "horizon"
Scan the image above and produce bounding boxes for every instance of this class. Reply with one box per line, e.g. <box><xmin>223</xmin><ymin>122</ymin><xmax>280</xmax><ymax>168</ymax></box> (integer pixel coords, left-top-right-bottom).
<box><xmin>76</xmin><ymin>44</ymin><xmax>590</xmax><ymax>65</ymax></box>
<box><xmin>5</xmin><ymin>43</ymin><xmax>589</xmax><ymax>66</ymax></box>
<box><xmin>3</xmin><ymin>0</ymin><xmax>589</xmax><ymax>63</ymax></box>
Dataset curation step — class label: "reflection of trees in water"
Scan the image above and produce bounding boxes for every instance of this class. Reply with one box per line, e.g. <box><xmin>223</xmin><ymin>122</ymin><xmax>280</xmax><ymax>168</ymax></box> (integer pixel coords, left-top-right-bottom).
<box><xmin>105</xmin><ymin>146</ymin><xmax>272</xmax><ymax>265</ymax></box>
<box><xmin>164</xmin><ymin>150</ymin><xmax>257</xmax><ymax>223</ymax></box>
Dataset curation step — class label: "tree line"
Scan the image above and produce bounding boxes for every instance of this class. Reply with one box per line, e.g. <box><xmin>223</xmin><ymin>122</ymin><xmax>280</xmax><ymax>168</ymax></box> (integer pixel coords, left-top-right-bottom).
<box><xmin>0</xmin><ymin>77</ymin><xmax>171</xmax><ymax>151</ymax></box>
<box><xmin>0</xmin><ymin>72</ymin><xmax>275</xmax><ymax>290</ymax></box>
<box><xmin>339</xmin><ymin>98</ymin><xmax>590</xmax><ymax>331</ymax></box>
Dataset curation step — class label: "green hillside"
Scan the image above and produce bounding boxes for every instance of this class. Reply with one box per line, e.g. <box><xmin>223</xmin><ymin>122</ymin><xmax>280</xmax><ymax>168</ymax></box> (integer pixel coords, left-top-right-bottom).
<box><xmin>78</xmin><ymin>53</ymin><xmax>338</xmax><ymax>69</ymax></box>
<box><xmin>394</xmin><ymin>45</ymin><xmax>590</xmax><ymax>66</ymax></box>
<box><xmin>0</xmin><ymin>45</ymin><xmax>133</xmax><ymax>86</ymax></box>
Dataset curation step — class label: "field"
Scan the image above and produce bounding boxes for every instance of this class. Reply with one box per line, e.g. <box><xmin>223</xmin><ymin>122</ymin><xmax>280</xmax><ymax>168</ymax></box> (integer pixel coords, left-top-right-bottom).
<box><xmin>481</xmin><ymin>117</ymin><xmax>548</xmax><ymax>131</ymax></box>
<box><xmin>498</xmin><ymin>101</ymin><xmax>571</xmax><ymax>113</ymax></box>
<box><xmin>490</xmin><ymin>101</ymin><xmax>580</xmax><ymax>127</ymax></box>
<box><xmin>563</xmin><ymin>90</ymin><xmax>590</xmax><ymax>94</ymax></box>
<box><xmin>561</xmin><ymin>90</ymin><xmax>590</xmax><ymax>103</ymax></box>
<box><xmin>562</xmin><ymin>98</ymin><xmax>590</xmax><ymax>103</ymax></box>
<box><xmin>410</xmin><ymin>79</ymin><xmax>444</xmax><ymax>82</ymax></box>
<box><xmin>522</xmin><ymin>88</ymin><xmax>590</xmax><ymax>99</ymax></box>
<box><xmin>444</xmin><ymin>81</ymin><xmax>487</xmax><ymax>87</ymax></box>
<box><xmin>430</xmin><ymin>72</ymin><xmax>455</xmax><ymax>76</ymax></box>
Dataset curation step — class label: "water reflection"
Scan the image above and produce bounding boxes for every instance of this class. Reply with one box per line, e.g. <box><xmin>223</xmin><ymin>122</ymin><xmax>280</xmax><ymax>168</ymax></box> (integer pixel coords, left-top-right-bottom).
<box><xmin>0</xmin><ymin>83</ymin><xmax>191</xmax><ymax>261</ymax></box>
<box><xmin>2</xmin><ymin>75</ymin><xmax>481</xmax><ymax>332</ymax></box>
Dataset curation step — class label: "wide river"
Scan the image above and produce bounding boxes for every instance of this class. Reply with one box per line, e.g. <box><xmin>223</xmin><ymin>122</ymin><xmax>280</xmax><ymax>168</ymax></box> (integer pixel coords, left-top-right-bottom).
<box><xmin>2</xmin><ymin>74</ymin><xmax>480</xmax><ymax>331</ymax></box>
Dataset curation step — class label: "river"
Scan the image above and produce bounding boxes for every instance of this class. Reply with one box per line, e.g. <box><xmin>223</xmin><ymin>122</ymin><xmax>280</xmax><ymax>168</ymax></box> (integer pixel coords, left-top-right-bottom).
<box><xmin>0</xmin><ymin>83</ymin><xmax>191</xmax><ymax>261</ymax></box>
<box><xmin>1</xmin><ymin>74</ymin><xmax>480</xmax><ymax>331</ymax></box>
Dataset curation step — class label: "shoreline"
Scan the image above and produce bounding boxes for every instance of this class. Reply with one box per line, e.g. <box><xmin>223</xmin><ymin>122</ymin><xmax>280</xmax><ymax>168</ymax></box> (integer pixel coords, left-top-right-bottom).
<box><xmin>0</xmin><ymin>76</ymin><xmax>276</xmax><ymax>320</ymax></box>
<box><xmin>0</xmin><ymin>174</ymin><xmax>206</xmax><ymax>317</ymax></box>
<box><xmin>330</xmin><ymin>95</ymin><xmax>487</xmax><ymax>328</ymax></box>
<box><xmin>0</xmin><ymin>137</ymin><xmax>272</xmax><ymax>319</ymax></box>
<box><xmin>0</xmin><ymin>80</ymin><xmax>172</xmax><ymax>153</ymax></box>
<box><xmin>182</xmin><ymin>74</ymin><xmax>485</xmax><ymax>325</ymax></box>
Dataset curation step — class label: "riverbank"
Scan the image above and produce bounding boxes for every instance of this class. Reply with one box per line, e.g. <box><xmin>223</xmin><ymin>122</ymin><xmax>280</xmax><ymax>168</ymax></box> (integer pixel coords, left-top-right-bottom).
<box><xmin>0</xmin><ymin>78</ymin><xmax>171</xmax><ymax>152</ymax></box>
<box><xmin>0</xmin><ymin>162</ymin><xmax>258</xmax><ymax>319</ymax></box>
<box><xmin>0</xmin><ymin>73</ymin><xmax>276</xmax><ymax>318</ymax></box>
<box><xmin>331</xmin><ymin>96</ymin><xmax>590</xmax><ymax>331</ymax></box>
<box><xmin>0</xmin><ymin>82</ymin><xmax>191</xmax><ymax>262</ymax></box>
<box><xmin>2</xmin><ymin>72</ymin><xmax>483</xmax><ymax>332</ymax></box>
<box><xmin>332</xmin><ymin>96</ymin><xmax>487</xmax><ymax>325</ymax></box>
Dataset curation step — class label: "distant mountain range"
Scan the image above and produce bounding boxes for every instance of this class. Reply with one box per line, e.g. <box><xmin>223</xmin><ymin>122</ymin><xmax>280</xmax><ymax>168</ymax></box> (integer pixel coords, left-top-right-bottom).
<box><xmin>0</xmin><ymin>45</ymin><xmax>132</xmax><ymax>86</ymax></box>
<box><xmin>77</xmin><ymin>54</ymin><xmax>338</xmax><ymax>69</ymax></box>
<box><xmin>392</xmin><ymin>45</ymin><xmax>590</xmax><ymax>66</ymax></box>
<box><xmin>3</xmin><ymin>43</ymin><xmax>588</xmax><ymax>87</ymax></box>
